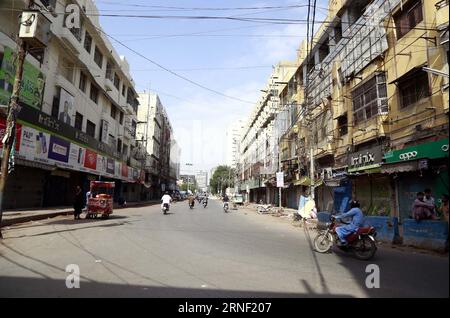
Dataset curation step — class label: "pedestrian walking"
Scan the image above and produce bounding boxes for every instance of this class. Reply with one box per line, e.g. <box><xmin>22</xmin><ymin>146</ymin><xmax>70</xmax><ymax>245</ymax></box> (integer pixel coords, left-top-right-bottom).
<box><xmin>73</xmin><ymin>186</ymin><xmax>84</xmax><ymax>220</ymax></box>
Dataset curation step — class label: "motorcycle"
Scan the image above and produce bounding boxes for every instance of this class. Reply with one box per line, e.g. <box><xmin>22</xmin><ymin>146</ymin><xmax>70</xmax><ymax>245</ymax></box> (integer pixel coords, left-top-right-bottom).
<box><xmin>189</xmin><ymin>201</ymin><xmax>195</xmax><ymax>209</ymax></box>
<box><xmin>314</xmin><ymin>215</ymin><xmax>377</xmax><ymax>260</ymax></box>
<box><xmin>162</xmin><ymin>203</ymin><xmax>170</xmax><ymax>215</ymax></box>
<box><xmin>223</xmin><ymin>202</ymin><xmax>229</xmax><ymax>213</ymax></box>
<box><xmin>203</xmin><ymin>200</ymin><xmax>208</xmax><ymax>208</ymax></box>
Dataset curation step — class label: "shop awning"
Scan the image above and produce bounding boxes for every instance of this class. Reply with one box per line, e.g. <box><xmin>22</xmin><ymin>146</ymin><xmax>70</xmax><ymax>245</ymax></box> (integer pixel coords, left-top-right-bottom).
<box><xmin>382</xmin><ymin>161</ymin><xmax>419</xmax><ymax>174</ymax></box>
<box><xmin>389</xmin><ymin>64</ymin><xmax>427</xmax><ymax>85</ymax></box>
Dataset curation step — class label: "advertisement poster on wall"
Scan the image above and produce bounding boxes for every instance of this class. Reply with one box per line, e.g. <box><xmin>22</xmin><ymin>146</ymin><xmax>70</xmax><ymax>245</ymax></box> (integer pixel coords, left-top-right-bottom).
<box><xmin>97</xmin><ymin>154</ymin><xmax>107</xmax><ymax>175</ymax></box>
<box><xmin>16</xmin><ymin>125</ymin><xmax>48</xmax><ymax>163</ymax></box>
<box><xmin>115</xmin><ymin>161</ymin><xmax>121</xmax><ymax>179</ymax></box>
<box><xmin>107</xmin><ymin>158</ymin><xmax>115</xmax><ymax>175</ymax></box>
<box><xmin>48</xmin><ymin>136</ymin><xmax>70</xmax><ymax>163</ymax></box>
<box><xmin>84</xmin><ymin>149</ymin><xmax>98</xmax><ymax>170</ymax></box>
<box><xmin>58</xmin><ymin>88</ymin><xmax>75</xmax><ymax>127</ymax></box>
<box><xmin>0</xmin><ymin>118</ymin><xmax>22</xmax><ymax>156</ymax></box>
<box><xmin>0</xmin><ymin>47</ymin><xmax>45</xmax><ymax>109</ymax></box>
<box><xmin>100</xmin><ymin>120</ymin><xmax>109</xmax><ymax>144</ymax></box>
<box><xmin>68</xmin><ymin>143</ymin><xmax>85</xmax><ymax>171</ymax></box>
<box><xmin>121</xmin><ymin>163</ymin><xmax>128</xmax><ymax>178</ymax></box>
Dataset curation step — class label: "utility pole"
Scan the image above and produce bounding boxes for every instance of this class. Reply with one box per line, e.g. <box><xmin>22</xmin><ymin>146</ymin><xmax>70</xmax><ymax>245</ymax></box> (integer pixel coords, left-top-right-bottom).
<box><xmin>0</xmin><ymin>1</ymin><xmax>34</xmax><ymax>239</ymax></box>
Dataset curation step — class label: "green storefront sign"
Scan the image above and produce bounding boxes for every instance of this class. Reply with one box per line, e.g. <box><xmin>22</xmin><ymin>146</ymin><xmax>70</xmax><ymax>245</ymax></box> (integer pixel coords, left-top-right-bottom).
<box><xmin>0</xmin><ymin>46</ymin><xmax>45</xmax><ymax>110</ymax></box>
<box><xmin>384</xmin><ymin>138</ymin><xmax>449</xmax><ymax>164</ymax></box>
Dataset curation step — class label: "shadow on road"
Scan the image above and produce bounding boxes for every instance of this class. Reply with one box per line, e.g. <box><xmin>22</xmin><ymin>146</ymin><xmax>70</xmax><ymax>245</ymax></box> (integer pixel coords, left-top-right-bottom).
<box><xmin>0</xmin><ymin>276</ymin><xmax>355</xmax><ymax>298</ymax></box>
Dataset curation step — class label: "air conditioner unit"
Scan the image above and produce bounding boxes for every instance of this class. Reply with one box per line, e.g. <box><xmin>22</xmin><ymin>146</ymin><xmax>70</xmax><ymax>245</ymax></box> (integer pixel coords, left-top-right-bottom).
<box><xmin>19</xmin><ymin>10</ymin><xmax>51</xmax><ymax>49</ymax></box>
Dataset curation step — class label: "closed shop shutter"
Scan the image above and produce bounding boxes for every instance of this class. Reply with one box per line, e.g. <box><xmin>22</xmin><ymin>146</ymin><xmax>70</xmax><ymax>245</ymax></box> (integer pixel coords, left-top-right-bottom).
<box><xmin>354</xmin><ymin>175</ymin><xmax>391</xmax><ymax>216</ymax></box>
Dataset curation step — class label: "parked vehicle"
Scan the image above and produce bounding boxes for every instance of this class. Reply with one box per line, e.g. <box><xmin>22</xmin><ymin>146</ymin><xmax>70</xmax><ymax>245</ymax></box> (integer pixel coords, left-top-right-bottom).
<box><xmin>232</xmin><ymin>194</ymin><xmax>244</xmax><ymax>205</ymax></box>
<box><xmin>86</xmin><ymin>181</ymin><xmax>115</xmax><ymax>219</ymax></box>
<box><xmin>314</xmin><ymin>215</ymin><xmax>377</xmax><ymax>260</ymax></box>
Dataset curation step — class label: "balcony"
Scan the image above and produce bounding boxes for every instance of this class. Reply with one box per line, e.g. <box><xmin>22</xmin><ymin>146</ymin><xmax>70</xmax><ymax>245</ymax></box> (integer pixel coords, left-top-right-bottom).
<box><xmin>59</xmin><ymin>27</ymin><xmax>81</xmax><ymax>56</ymax></box>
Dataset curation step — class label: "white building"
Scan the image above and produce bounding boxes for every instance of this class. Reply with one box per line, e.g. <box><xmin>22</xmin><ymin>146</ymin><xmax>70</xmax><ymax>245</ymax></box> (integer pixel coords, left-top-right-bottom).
<box><xmin>225</xmin><ymin>120</ymin><xmax>245</xmax><ymax>169</ymax></box>
<box><xmin>0</xmin><ymin>0</ymin><xmax>143</xmax><ymax>208</ymax></box>
<box><xmin>195</xmin><ymin>171</ymin><xmax>208</xmax><ymax>191</ymax></box>
<box><xmin>137</xmin><ymin>92</ymin><xmax>179</xmax><ymax>195</ymax></box>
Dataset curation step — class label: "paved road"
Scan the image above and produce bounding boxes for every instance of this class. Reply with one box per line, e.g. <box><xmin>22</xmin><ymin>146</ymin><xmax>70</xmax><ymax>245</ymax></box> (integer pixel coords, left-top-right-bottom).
<box><xmin>0</xmin><ymin>199</ymin><xmax>448</xmax><ymax>298</ymax></box>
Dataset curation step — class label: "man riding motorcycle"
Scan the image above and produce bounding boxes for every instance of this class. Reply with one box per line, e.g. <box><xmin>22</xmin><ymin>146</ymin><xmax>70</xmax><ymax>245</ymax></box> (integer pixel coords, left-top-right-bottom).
<box><xmin>223</xmin><ymin>194</ymin><xmax>230</xmax><ymax>209</ymax></box>
<box><xmin>334</xmin><ymin>200</ymin><xmax>365</xmax><ymax>246</ymax></box>
<box><xmin>161</xmin><ymin>191</ymin><xmax>172</xmax><ymax>213</ymax></box>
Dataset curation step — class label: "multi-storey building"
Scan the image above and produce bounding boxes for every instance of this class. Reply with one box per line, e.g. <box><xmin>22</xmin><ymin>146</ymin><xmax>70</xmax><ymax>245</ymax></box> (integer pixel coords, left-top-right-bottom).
<box><xmin>137</xmin><ymin>92</ymin><xmax>178</xmax><ymax>198</ymax></box>
<box><xmin>225</xmin><ymin>120</ymin><xmax>244</xmax><ymax>169</ymax></box>
<box><xmin>0</xmin><ymin>0</ymin><xmax>147</xmax><ymax>209</ymax></box>
<box><xmin>195</xmin><ymin>171</ymin><xmax>208</xmax><ymax>192</ymax></box>
<box><xmin>240</xmin><ymin>0</ymin><xmax>449</xmax><ymax>228</ymax></box>
<box><xmin>238</xmin><ymin>61</ymin><xmax>299</xmax><ymax>204</ymax></box>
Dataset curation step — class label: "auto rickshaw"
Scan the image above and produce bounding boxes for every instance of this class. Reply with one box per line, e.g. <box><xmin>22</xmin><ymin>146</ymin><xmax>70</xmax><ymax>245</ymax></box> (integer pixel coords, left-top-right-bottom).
<box><xmin>86</xmin><ymin>181</ymin><xmax>115</xmax><ymax>219</ymax></box>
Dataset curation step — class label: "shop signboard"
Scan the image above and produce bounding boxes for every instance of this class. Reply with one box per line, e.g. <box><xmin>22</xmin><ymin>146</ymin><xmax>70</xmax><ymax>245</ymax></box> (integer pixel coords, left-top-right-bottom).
<box><xmin>348</xmin><ymin>145</ymin><xmax>383</xmax><ymax>173</ymax></box>
<box><xmin>384</xmin><ymin>138</ymin><xmax>449</xmax><ymax>164</ymax></box>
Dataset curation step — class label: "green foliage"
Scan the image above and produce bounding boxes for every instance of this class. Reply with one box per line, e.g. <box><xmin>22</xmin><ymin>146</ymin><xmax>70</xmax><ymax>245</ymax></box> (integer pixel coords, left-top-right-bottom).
<box><xmin>210</xmin><ymin>165</ymin><xmax>235</xmax><ymax>195</ymax></box>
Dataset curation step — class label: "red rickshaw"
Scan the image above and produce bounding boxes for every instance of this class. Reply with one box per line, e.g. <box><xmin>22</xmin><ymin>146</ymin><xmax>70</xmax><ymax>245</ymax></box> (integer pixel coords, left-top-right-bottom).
<box><xmin>86</xmin><ymin>181</ymin><xmax>115</xmax><ymax>219</ymax></box>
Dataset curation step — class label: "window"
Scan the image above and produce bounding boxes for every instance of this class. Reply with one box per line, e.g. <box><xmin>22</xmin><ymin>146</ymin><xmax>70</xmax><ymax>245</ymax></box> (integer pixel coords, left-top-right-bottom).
<box><xmin>90</xmin><ymin>84</ymin><xmax>99</xmax><ymax>103</ymax></box>
<box><xmin>334</xmin><ymin>24</ymin><xmax>342</xmax><ymax>44</ymax></box>
<box><xmin>84</xmin><ymin>32</ymin><xmax>92</xmax><ymax>53</ymax></box>
<box><xmin>110</xmin><ymin>104</ymin><xmax>117</xmax><ymax>119</ymax></box>
<box><xmin>106</xmin><ymin>61</ymin><xmax>113</xmax><ymax>80</ymax></box>
<box><xmin>119</xmin><ymin>111</ymin><xmax>124</xmax><ymax>125</ymax></box>
<box><xmin>114</xmin><ymin>73</ymin><xmax>120</xmax><ymax>90</ymax></box>
<box><xmin>86</xmin><ymin>120</ymin><xmax>96</xmax><ymax>137</ymax></box>
<box><xmin>398</xmin><ymin>70</ymin><xmax>430</xmax><ymax>108</ymax></box>
<box><xmin>117</xmin><ymin>138</ymin><xmax>122</xmax><ymax>153</ymax></box>
<box><xmin>75</xmin><ymin>112</ymin><xmax>83</xmax><ymax>130</ymax></box>
<box><xmin>94</xmin><ymin>46</ymin><xmax>103</xmax><ymax>68</ymax></box>
<box><xmin>79</xmin><ymin>72</ymin><xmax>87</xmax><ymax>92</ymax></box>
<box><xmin>131</xmin><ymin>120</ymin><xmax>137</xmax><ymax>138</ymax></box>
<box><xmin>337</xmin><ymin>114</ymin><xmax>348</xmax><ymax>137</ymax></box>
<box><xmin>394</xmin><ymin>0</ymin><xmax>423</xmax><ymax>39</ymax></box>
<box><xmin>61</xmin><ymin>58</ymin><xmax>74</xmax><ymax>83</ymax></box>
<box><xmin>352</xmin><ymin>73</ymin><xmax>388</xmax><ymax>124</ymax></box>
<box><xmin>122</xmin><ymin>84</ymin><xmax>126</xmax><ymax>97</ymax></box>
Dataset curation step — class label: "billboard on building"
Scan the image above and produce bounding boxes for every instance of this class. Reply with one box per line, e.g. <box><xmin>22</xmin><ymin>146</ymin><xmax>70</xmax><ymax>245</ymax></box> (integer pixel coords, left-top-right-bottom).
<box><xmin>48</xmin><ymin>136</ymin><xmax>70</xmax><ymax>163</ymax></box>
<box><xmin>84</xmin><ymin>149</ymin><xmax>97</xmax><ymax>170</ymax></box>
<box><xmin>58</xmin><ymin>88</ymin><xmax>75</xmax><ymax>126</ymax></box>
<box><xmin>0</xmin><ymin>46</ymin><xmax>45</xmax><ymax>109</ymax></box>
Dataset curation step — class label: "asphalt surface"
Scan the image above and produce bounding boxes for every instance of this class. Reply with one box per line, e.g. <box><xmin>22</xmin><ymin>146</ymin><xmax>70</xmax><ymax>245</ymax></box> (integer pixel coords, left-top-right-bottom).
<box><xmin>0</xmin><ymin>199</ymin><xmax>448</xmax><ymax>298</ymax></box>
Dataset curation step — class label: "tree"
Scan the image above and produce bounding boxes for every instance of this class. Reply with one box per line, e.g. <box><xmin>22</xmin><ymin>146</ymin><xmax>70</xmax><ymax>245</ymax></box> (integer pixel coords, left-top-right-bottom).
<box><xmin>210</xmin><ymin>165</ymin><xmax>235</xmax><ymax>195</ymax></box>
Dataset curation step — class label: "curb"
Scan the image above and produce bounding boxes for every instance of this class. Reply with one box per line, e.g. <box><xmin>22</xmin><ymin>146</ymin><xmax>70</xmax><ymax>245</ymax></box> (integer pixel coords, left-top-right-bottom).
<box><xmin>2</xmin><ymin>211</ymin><xmax>73</xmax><ymax>227</ymax></box>
<box><xmin>2</xmin><ymin>201</ymin><xmax>161</xmax><ymax>227</ymax></box>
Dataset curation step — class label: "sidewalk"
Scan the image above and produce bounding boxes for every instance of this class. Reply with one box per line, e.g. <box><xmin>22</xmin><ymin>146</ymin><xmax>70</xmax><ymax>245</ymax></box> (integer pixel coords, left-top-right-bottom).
<box><xmin>1</xmin><ymin>200</ymin><xmax>160</xmax><ymax>227</ymax></box>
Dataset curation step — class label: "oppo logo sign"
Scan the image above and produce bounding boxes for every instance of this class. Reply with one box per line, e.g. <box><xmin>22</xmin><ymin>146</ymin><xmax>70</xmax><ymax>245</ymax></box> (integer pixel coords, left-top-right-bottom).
<box><xmin>399</xmin><ymin>151</ymin><xmax>418</xmax><ymax>161</ymax></box>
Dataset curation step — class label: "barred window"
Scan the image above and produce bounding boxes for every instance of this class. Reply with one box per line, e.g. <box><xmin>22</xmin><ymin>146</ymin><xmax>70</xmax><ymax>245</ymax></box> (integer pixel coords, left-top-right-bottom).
<box><xmin>352</xmin><ymin>73</ymin><xmax>388</xmax><ymax>125</ymax></box>
<box><xmin>398</xmin><ymin>70</ymin><xmax>430</xmax><ymax>108</ymax></box>
<box><xmin>394</xmin><ymin>0</ymin><xmax>423</xmax><ymax>40</ymax></box>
